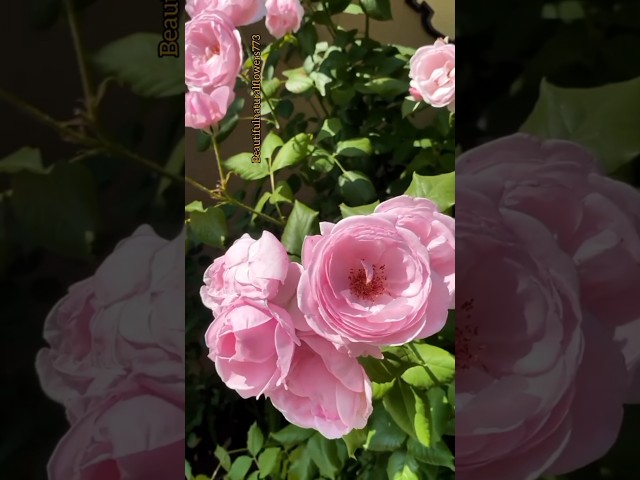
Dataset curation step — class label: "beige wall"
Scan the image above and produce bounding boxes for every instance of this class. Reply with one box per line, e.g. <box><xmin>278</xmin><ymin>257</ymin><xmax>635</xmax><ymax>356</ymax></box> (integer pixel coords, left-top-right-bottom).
<box><xmin>186</xmin><ymin>1</ymin><xmax>455</xmax><ymax>203</ymax></box>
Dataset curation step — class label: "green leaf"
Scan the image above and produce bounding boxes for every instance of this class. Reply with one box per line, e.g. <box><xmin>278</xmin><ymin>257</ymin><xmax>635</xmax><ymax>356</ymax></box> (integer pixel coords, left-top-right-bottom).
<box><xmin>188</xmin><ymin>206</ymin><xmax>227</xmax><ymax>248</ymax></box>
<box><xmin>307</xmin><ymin>434</ymin><xmax>345</xmax><ymax>480</ymax></box>
<box><xmin>257</xmin><ymin>447</ymin><xmax>280</xmax><ymax>478</ymax></box>
<box><xmin>339</xmin><ymin>200</ymin><xmax>379</xmax><ymax>218</ymax></box>
<box><xmin>269</xmin><ymin>181</ymin><xmax>294</xmax><ymax>204</ymax></box>
<box><xmin>185</xmin><ymin>460</ymin><xmax>193</xmax><ymax>480</ymax></box>
<box><xmin>342</xmin><ymin>429</ymin><xmax>367</xmax><ymax>458</ymax></box>
<box><xmin>11</xmin><ymin>163</ymin><xmax>99</xmax><ymax>258</ymax></box>
<box><xmin>357</xmin><ymin>78</ymin><xmax>407</xmax><ymax>97</ymax></box>
<box><xmin>364</xmin><ymin>404</ymin><xmax>408</xmax><ymax>452</ymax></box>
<box><xmin>247</xmin><ymin>422</ymin><xmax>264</xmax><ymax>456</ymax></box>
<box><xmin>404</xmin><ymin>172</ymin><xmax>455</xmax><ymax>212</ymax></box>
<box><xmin>386</xmin><ymin>451</ymin><xmax>419</xmax><ymax>480</ymax></box>
<box><xmin>247</xmin><ymin>472</ymin><xmax>259</xmax><ymax>480</ymax></box>
<box><xmin>361</xmin><ymin>0</ymin><xmax>392</xmax><ymax>20</ymax></box>
<box><xmin>338</xmin><ymin>171</ymin><xmax>377</xmax><ymax>206</ymax></box>
<box><xmin>272</xmin><ymin>133</ymin><xmax>312</xmax><ymax>171</ymax></box>
<box><xmin>228</xmin><ymin>455</ymin><xmax>253</xmax><ymax>480</ymax></box>
<box><xmin>358</xmin><ymin>355</ymin><xmax>405</xmax><ymax>383</ymax></box>
<box><xmin>336</xmin><ymin>138</ymin><xmax>373</xmax><ymax>157</ymax></box>
<box><xmin>521</xmin><ymin>77</ymin><xmax>640</xmax><ymax>172</ymax></box>
<box><xmin>281</xmin><ymin>200</ymin><xmax>319</xmax><ymax>256</ymax></box>
<box><xmin>402</xmin><ymin>98</ymin><xmax>425</xmax><ymax>118</ymax></box>
<box><xmin>261</xmin><ymin>131</ymin><xmax>284</xmax><ymax>164</ymax></box>
<box><xmin>317</xmin><ymin>118</ymin><xmax>343</xmax><ymax>143</ymax></box>
<box><xmin>287</xmin><ymin>446</ymin><xmax>317</xmax><ymax>480</ymax></box>
<box><xmin>214</xmin><ymin>445</ymin><xmax>232</xmax><ymax>472</ymax></box>
<box><xmin>407</xmin><ymin>438</ymin><xmax>454</xmax><ymax>470</ymax></box>
<box><xmin>270</xmin><ymin>424</ymin><xmax>315</xmax><ymax>445</ymax></box>
<box><xmin>224</xmin><ymin>152</ymin><xmax>270</xmax><ymax>180</ymax></box>
<box><xmin>372</xmin><ymin>379</ymin><xmax>396</xmax><ymax>400</ymax></box>
<box><xmin>94</xmin><ymin>33</ymin><xmax>182</xmax><ymax>98</ymax></box>
<box><xmin>185</xmin><ymin>200</ymin><xmax>205</xmax><ymax>213</ymax></box>
<box><xmin>382</xmin><ymin>381</ymin><xmax>431</xmax><ymax>447</ymax></box>
<box><xmin>284</xmin><ymin>67</ymin><xmax>314</xmax><ymax>94</ymax></box>
<box><xmin>0</xmin><ymin>147</ymin><xmax>48</xmax><ymax>174</ymax></box>
<box><xmin>401</xmin><ymin>344</ymin><xmax>455</xmax><ymax>390</ymax></box>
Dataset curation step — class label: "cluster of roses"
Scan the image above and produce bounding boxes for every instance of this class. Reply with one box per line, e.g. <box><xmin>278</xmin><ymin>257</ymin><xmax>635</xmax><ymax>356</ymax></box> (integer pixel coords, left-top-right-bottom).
<box><xmin>185</xmin><ymin>0</ymin><xmax>304</xmax><ymax>130</ymax></box>
<box><xmin>200</xmin><ymin>196</ymin><xmax>455</xmax><ymax>438</ymax></box>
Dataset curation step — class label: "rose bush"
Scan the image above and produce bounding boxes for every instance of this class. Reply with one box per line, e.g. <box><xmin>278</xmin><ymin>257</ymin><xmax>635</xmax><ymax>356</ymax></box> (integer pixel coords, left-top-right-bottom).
<box><xmin>184</xmin><ymin>1</ymin><xmax>456</xmax><ymax>478</ymax></box>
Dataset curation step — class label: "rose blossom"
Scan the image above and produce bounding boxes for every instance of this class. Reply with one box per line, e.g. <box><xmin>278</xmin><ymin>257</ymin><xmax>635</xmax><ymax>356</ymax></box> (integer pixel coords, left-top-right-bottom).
<box><xmin>204</xmin><ymin>299</ymin><xmax>299</xmax><ymax>398</ymax></box>
<box><xmin>200</xmin><ymin>231</ymin><xmax>295</xmax><ymax>316</ymax></box>
<box><xmin>269</xmin><ymin>334</ymin><xmax>373</xmax><ymax>438</ymax></box>
<box><xmin>185</xmin><ymin>88</ymin><xmax>235</xmax><ymax>129</ymax></box>
<box><xmin>297</xmin><ymin>210</ymin><xmax>451</xmax><ymax>357</ymax></box>
<box><xmin>457</xmin><ymin>134</ymin><xmax>640</xmax><ymax>402</ymax></box>
<box><xmin>185</xmin><ymin>11</ymin><xmax>242</xmax><ymax>94</ymax></box>
<box><xmin>375</xmin><ymin>195</ymin><xmax>455</xmax><ymax>306</ymax></box>
<box><xmin>265</xmin><ymin>0</ymin><xmax>304</xmax><ymax>39</ymax></box>
<box><xmin>455</xmin><ymin>135</ymin><xmax>635</xmax><ymax>479</ymax></box>
<box><xmin>409</xmin><ymin>38</ymin><xmax>455</xmax><ymax>112</ymax></box>
<box><xmin>36</xmin><ymin>225</ymin><xmax>184</xmax><ymax>479</ymax></box>
<box><xmin>186</xmin><ymin>0</ymin><xmax>266</xmax><ymax>26</ymax></box>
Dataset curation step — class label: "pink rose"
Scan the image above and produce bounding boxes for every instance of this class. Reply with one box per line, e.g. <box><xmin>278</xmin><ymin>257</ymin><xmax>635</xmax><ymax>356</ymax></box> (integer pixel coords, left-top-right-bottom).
<box><xmin>36</xmin><ymin>225</ymin><xmax>184</xmax><ymax>479</ymax></box>
<box><xmin>265</xmin><ymin>0</ymin><xmax>304</xmax><ymax>39</ymax></box>
<box><xmin>204</xmin><ymin>299</ymin><xmax>299</xmax><ymax>398</ymax></box>
<box><xmin>455</xmin><ymin>135</ymin><xmax>634</xmax><ymax>479</ymax></box>
<box><xmin>185</xmin><ymin>11</ymin><xmax>242</xmax><ymax>94</ymax></box>
<box><xmin>297</xmin><ymin>211</ymin><xmax>451</xmax><ymax>357</ymax></box>
<box><xmin>200</xmin><ymin>231</ymin><xmax>293</xmax><ymax>316</ymax></box>
<box><xmin>375</xmin><ymin>195</ymin><xmax>455</xmax><ymax>306</ymax></box>
<box><xmin>409</xmin><ymin>38</ymin><xmax>455</xmax><ymax>112</ymax></box>
<box><xmin>269</xmin><ymin>334</ymin><xmax>373</xmax><ymax>438</ymax></box>
<box><xmin>185</xmin><ymin>87</ymin><xmax>235</xmax><ymax>130</ymax></box>
<box><xmin>186</xmin><ymin>0</ymin><xmax>266</xmax><ymax>26</ymax></box>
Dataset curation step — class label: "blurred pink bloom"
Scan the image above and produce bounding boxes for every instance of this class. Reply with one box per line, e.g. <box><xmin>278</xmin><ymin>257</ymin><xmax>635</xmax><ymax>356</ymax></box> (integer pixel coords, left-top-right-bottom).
<box><xmin>185</xmin><ymin>11</ymin><xmax>242</xmax><ymax>94</ymax></box>
<box><xmin>455</xmin><ymin>134</ymin><xmax>639</xmax><ymax>479</ymax></box>
<box><xmin>200</xmin><ymin>231</ymin><xmax>293</xmax><ymax>316</ymax></box>
<box><xmin>186</xmin><ymin>0</ymin><xmax>266</xmax><ymax>26</ymax></box>
<box><xmin>298</xmin><ymin>208</ymin><xmax>451</xmax><ymax>357</ymax></box>
<box><xmin>36</xmin><ymin>225</ymin><xmax>184</xmax><ymax>480</ymax></box>
<box><xmin>185</xmin><ymin>88</ymin><xmax>235</xmax><ymax>130</ymax></box>
<box><xmin>265</xmin><ymin>0</ymin><xmax>304</xmax><ymax>39</ymax></box>
<box><xmin>409</xmin><ymin>38</ymin><xmax>455</xmax><ymax>112</ymax></box>
<box><xmin>269</xmin><ymin>334</ymin><xmax>373</xmax><ymax>438</ymax></box>
<box><xmin>204</xmin><ymin>299</ymin><xmax>300</xmax><ymax>398</ymax></box>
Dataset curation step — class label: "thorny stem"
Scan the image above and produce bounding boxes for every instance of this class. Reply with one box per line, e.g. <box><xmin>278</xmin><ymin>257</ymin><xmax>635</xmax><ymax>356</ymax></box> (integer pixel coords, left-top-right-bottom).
<box><xmin>63</xmin><ymin>0</ymin><xmax>96</xmax><ymax>119</ymax></box>
<box><xmin>210</xmin><ymin>129</ymin><xmax>228</xmax><ymax>190</ymax></box>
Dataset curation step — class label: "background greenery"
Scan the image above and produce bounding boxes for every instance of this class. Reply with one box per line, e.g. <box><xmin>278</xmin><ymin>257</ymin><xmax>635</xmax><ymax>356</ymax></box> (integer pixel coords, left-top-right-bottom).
<box><xmin>0</xmin><ymin>1</ymin><xmax>183</xmax><ymax>477</ymax></box>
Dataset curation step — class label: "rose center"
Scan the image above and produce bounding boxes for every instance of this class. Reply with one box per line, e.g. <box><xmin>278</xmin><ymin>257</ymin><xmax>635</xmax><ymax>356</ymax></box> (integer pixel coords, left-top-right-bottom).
<box><xmin>348</xmin><ymin>260</ymin><xmax>387</xmax><ymax>301</ymax></box>
<box><xmin>205</xmin><ymin>44</ymin><xmax>221</xmax><ymax>60</ymax></box>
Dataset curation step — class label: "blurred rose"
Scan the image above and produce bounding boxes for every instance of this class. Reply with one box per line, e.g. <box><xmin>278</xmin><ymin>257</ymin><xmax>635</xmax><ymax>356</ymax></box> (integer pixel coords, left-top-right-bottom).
<box><xmin>36</xmin><ymin>225</ymin><xmax>184</xmax><ymax>479</ymax></box>
<box><xmin>265</xmin><ymin>0</ymin><xmax>304</xmax><ymax>39</ymax></box>
<box><xmin>185</xmin><ymin>88</ymin><xmax>235</xmax><ymax>130</ymax></box>
<box><xmin>456</xmin><ymin>135</ymin><xmax>634</xmax><ymax>479</ymax></box>
<box><xmin>269</xmin><ymin>334</ymin><xmax>373</xmax><ymax>438</ymax></box>
<box><xmin>297</xmin><ymin>211</ymin><xmax>451</xmax><ymax>357</ymax></box>
<box><xmin>200</xmin><ymin>231</ymin><xmax>293</xmax><ymax>316</ymax></box>
<box><xmin>185</xmin><ymin>11</ymin><xmax>242</xmax><ymax>94</ymax></box>
<box><xmin>409</xmin><ymin>38</ymin><xmax>455</xmax><ymax>112</ymax></box>
<box><xmin>204</xmin><ymin>298</ymin><xmax>300</xmax><ymax>399</ymax></box>
<box><xmin>186</xmin><ymin>0</ymin><xmax>266</xmax><ymax>26</ymax></box>
<box><xmin>375</xmin><ymin>195</ymin><xmax>455</xmax><ymax>306</ymax></box>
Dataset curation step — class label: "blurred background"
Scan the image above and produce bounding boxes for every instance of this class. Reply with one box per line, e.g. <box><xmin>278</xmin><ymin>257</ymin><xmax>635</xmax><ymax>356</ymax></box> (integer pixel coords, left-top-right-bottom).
<box><xmin>0</xmin><ymin>1</ymin><xmax>182</xmax><ymax>477</ymax></box>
